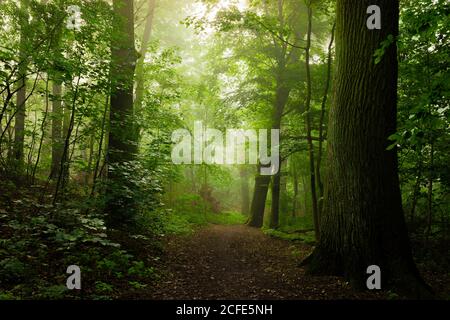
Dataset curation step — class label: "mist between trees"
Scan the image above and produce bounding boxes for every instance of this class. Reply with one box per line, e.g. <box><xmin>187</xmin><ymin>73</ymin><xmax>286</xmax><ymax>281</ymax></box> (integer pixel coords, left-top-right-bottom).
<box><xmin>171</xmin><ymin>121</ymin><xmax>280</xmax><ymax>175</ymax></box>
<box><xmin>0</xmin><ymin>0</ymin><xmax>448</xmax><ymax>300</ymax></box>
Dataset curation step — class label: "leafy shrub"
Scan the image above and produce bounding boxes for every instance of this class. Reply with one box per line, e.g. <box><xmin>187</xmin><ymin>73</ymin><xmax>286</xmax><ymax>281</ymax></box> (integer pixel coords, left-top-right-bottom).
<box><xmin>35</xmin><ymin>285</ymin><xmax>68</xmax><ymax>300</ymax></box>
<box><xmin>0</xmin><ymin>257</ymin><xmax>29</xmax><ymax>282</ymax></box>
<box><xmin>95</xmin><ymin>281</ymin><xmax>114</xmax><ymax>293</ymax></box>
<box><xmin>127</xmin><ymin>261</ymin><xmax>155</xmax><ymax>278</ymax></box>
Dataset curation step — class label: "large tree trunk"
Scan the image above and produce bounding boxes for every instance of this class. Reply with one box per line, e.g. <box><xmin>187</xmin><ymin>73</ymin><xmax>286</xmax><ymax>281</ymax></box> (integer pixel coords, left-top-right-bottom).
<box><xmin>106</xmin><ymin>0</ymin><xmax>138</xmax><ymax>228</ymax></box>
<box><xmin>247</xmin><ymin>172</ymin><xmax>270</xmax><ymax>228</ymax></box>
<box><xmin>304</xmin><ymin>0</ymin><xmax>431</xmax><ymax>297</ymax></box>
<box><xmin>270</xmin><ymin>172</ymin><xmax>281</xmax><ymax>228</ymax></box>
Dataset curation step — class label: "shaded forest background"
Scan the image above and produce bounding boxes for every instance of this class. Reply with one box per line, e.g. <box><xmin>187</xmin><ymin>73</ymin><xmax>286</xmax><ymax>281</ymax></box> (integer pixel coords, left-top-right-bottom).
<box><xmin>0</xmin><ymin>0</ymin><xmax>449</xmax><ymax>299</ymax></box>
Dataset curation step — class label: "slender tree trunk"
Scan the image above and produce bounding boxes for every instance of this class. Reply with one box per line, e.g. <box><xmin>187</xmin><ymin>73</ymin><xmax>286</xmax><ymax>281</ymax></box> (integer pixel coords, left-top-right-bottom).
<box><xmin>240</xmin><ymin>167</ymin><xmax>250</xmax><ymax>215</ymax></box>
<box><xmin>26</xmin><ymin>110</ymin><xmax>38</xmax><ymax>177</ymax></box>
<box><xmin>280</xmin><ymin>163</ymin><xmax>288</xmax><ymax>221</ymax></box>
<box><xmin>304</xmin><ymin>2</ymin><xmax>320</xmax><ymax>239</ymax></box>
<box><xmin>32</xmin><ymin>77</ymin><xmax>50</xmax><ymax>183</ymax></box>
<box><xmin>13</xmin><ymin>0</ymin><xmax>29</xmax><ymax>171</ymax></box>
<box><xmin>304</xmin><ymin>0</ymin><xmax>431</xmax><ymax>297</ymax></box>
<box><xmin>85</xmin><ymin>132</ymin><xmax>94</xmax><ymax>185</ymax></box>
<box><xmin>134</xmin><ymin>0</ymin><xmax>156</xmax><ymax>109</ymax></box>
<box><xmin>410</xmin><ymin>158</ymin><xmax>423</xmax><ymax>225</ymax></box>
<box><xmin>292</xmin><ymin>160</ymin><xmax>299</xmax><ymax>217</ymax></box>
<box><xmin>57</xmin><ymin>93</ymin><xmax>71</xmax><ymax>181</ymax></box>
<box><xmin>53</xmin><ymin>77</ymin><xmax>80</xmax><ymax>203</ymax></box>
<box><xmin>91</xmin><ymin>96</ymin><xmax>109</xmax><ymax>196</ymax></box>
<box><xmin>302</xmin><ymin>174</ymin><xmax>308</xmax><ymax>216</ymax></box>
<box><xmin>14</xmin><ymin>78</ymin><xmax>26</xmax><ymax>169</ymax></box>
<box><xmin>269</xmin><ymin>86</ymin><xmax>287</xmax><ymax>228</ymax></box>
<box><xmin>425</xmin><ymin>143</ymin><xmax>434</xmax><ymax>247</ymax></box>
<box><xmin>51</xmin><ymin>82</ymin><xmax>63</xmax><ymax>179</ymax></box>
<box><xmin>316</xmin><ymin>22</ymin><xmax>335</xmax><ymax>218</ymax></box>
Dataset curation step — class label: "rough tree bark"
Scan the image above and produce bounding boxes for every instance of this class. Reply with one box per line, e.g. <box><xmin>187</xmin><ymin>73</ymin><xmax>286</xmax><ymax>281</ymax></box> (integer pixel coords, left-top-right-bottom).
<box><xmin>106</xmin><ymin>0</ymin><xmax>138</xmax><ymax>228</ymax></box>
<box><xmin>304</xmin><ymin>0</ymin><xmax>431</xmax><ymax>297</ymax></box>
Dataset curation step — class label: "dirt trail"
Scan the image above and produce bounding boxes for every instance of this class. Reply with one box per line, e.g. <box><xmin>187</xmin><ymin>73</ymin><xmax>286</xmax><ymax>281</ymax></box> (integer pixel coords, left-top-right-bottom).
<box><xmin>149</xmin><ymin>224</ymin><xmax>384</xmax><ymax>299</ymax></box>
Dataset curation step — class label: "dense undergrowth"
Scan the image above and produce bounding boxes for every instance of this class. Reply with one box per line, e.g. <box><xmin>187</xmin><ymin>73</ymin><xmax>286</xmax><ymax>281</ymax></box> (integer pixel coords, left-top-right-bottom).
<box><xmin>0</xmin><ymin>179</ymin><xmax>162</xmax><ymax>299</ymax></box>
<box><xmin>0</xmin><ymin>179</ymin><xmax>248</xmax><ymax>300</ymax></box>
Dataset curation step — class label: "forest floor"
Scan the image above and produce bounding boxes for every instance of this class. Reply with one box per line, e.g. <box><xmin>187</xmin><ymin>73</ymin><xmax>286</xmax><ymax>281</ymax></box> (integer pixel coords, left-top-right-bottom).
<box><xmin>148</xmin><ymin>224</ymin><xmax>389</xmax><ymax>300</ymax></box>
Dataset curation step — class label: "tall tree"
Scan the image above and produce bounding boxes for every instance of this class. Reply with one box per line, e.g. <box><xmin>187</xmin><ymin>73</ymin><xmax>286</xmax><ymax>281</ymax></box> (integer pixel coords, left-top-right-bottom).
<box><xmin>316</xmin><ymin>22</ymin><xmax>335</xmax><ymax>219</ymax></box>
<box><xmin>50</xmin><ymin>8</ymin><xmax>64</xmax><ymax>180</ymax></box>
<box><xmin>106</xmin><ymin>0</ymin><xmax>138</xmax><ymax>228</ymax></box>
<box><xmin>248</xmin><ymin>169</ymin><xmax>270</xmax><ymax>227</ymax></box>
<box><xmin>303</xmin><ymin>0</ymin><xmax>320</xmax><ymax>238</ymax></box>
<box><xmin>303</xmin><ymin>0</ymin><xmax>431</xmax><ymax>296</ymax></box>
<box><xmin>13</xmin><ymin>0</ymin><xmax>29</xmax><ymax>171</ymax></box>
<box><xmin>257</xmin><ymin>0</ymin><xmax>302</xmax><ymax>229</ymax></box>
<box><xmin>50</xmin><ymin>81</ymin><xmax>63</xmax><ymax>179</ymax></box>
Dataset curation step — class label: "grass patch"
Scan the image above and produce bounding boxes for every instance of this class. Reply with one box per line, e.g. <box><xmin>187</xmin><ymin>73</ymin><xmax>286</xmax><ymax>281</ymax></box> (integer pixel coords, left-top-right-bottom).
<box><xmin>207</xmin><ymin>211</ymin><xmax>247</xmax><ymax>225</ymax></box>
<box><xmin>278</xmin><ymin>215</ymin><xmax>314</xmax><ymax>232</ymax></box>
<box><xmin>163</xmin><ymin>210</ymin><xmax>246</xmax><ymax>235</ymax></box>
<box><xmin>263</xmin><ymin>228</ymin><xmax>316</xmax><ymax>245</ymax></box>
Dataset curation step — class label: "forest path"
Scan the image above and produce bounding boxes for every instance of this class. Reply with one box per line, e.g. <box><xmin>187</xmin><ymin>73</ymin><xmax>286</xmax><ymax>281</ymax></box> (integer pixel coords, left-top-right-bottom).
<box><xmin>149</xmin><ymin>224</ymin><xmax>384</xmax><ymax>299</ymax></box>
